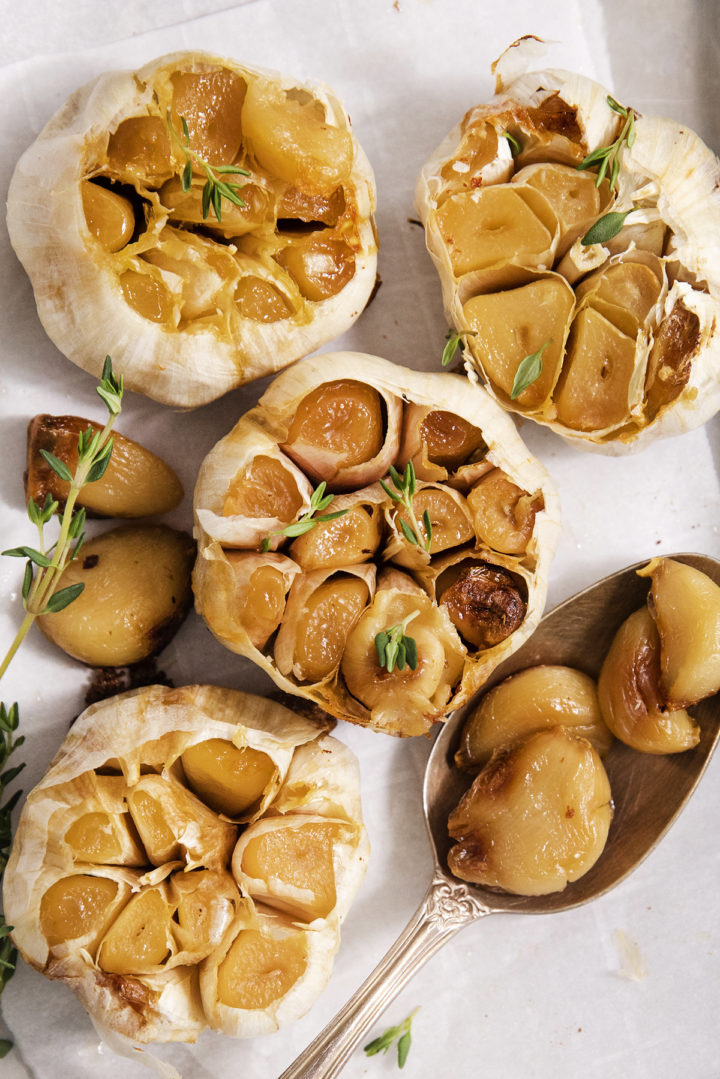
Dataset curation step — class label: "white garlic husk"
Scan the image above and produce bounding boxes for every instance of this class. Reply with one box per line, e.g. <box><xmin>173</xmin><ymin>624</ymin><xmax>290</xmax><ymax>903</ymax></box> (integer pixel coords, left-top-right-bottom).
<box><xmin>193</xmin><ymin>352</ymin><xmax>560</xmax><ymax>735</ymax></box>
<box><xmin>415</xmin><ymin>38</ymin><xmax>720</xmax><ymax>452</ymax></box>
<box><xmin>3</xmin><ymin>685</ymin><xmax>367</xmax><ymax>1043</ymax></box>
<box><xmin>7</xmin><ymin>51</ymin><xmax>377</xmax><ymax>407</ymax></box>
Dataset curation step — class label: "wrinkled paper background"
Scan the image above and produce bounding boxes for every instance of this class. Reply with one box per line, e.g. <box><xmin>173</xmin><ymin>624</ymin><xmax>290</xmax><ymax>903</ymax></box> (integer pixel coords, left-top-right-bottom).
<box><xmin>0</xmin><ymin>1</ymin><xmax>718</xmax><ymax>1077</ymax></box>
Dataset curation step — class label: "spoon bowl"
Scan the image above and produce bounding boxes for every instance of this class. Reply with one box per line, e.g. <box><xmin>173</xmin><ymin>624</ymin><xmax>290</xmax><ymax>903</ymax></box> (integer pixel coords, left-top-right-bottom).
<box><xmin>281</xmin><ymin>553</ymin><xmax>720</xmax><ymax>1078</ymax></box>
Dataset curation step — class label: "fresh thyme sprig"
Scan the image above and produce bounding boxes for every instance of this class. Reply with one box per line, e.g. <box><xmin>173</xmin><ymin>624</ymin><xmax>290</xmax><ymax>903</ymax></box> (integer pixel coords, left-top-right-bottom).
<box><xmin>168</xmin><ymin>114</ymin><xmax>250</xmax><ymax>223</ymax></box>
<box><xmin>510</xmin><ymin>340</ymin><xmax>550</xmax><ymax>400</ymax></box>
<box><xmin>374</xmin><ymin>611</ymin><xmax>420</xmax><ymax>675</ymax></box>
<box><xmin>380</xmin><ymin>463</ymin><xmax>432</xmax><ymax>552</ymax></box>
<box><xmin>576</xmin><ymin>94</ymin><xmax>636</xmax><ymax>192</ymax></box>
<box><xmin>260</xmin><ymin>482</ymin><xmax>349</xmax><ymax>553</ymax></box>
<box><xmin>0</xmin><ymin>702</ymin><xmax>24</xmax><ymax>1036</ymax></box>
<box><xmin>364</xmin><ymin>1007</ymin><xmax>420</xmax><ymax>1068</ymax></box>
<box><xmin>0</xmin><ymin>357</ymin><xmax>123</xmax><ymax>681</ymax></box>
<box><xmin>441</xmin><ymin>329</ymin><xmax>476</xmax><ymax>368</ymax></box>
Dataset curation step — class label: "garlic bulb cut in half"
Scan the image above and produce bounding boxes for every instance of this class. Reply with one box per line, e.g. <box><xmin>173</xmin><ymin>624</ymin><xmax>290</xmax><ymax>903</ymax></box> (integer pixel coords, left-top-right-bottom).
<box><xmin>3</xmin><ymin>685</ymin><xmax>368</xmax><ymax>1043</ymax></box>
<box><xmin>415</xmin><ymin>39</ymin><xmax>720</xmax><ymax>450</ymax></box>
<box><xmin>194</xmin><ymin>353</ymin><xmax>560</xmax><ymax>736</ymax></box>
<box><xmin>7</xmin><ymin>52</ymin><xmax>377</xmax><ymax>407</ymax></box>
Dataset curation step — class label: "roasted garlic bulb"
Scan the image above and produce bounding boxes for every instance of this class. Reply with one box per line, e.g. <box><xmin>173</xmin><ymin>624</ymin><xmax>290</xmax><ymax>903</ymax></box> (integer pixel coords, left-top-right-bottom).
<box><xmin>194</xmin><ymin>353</ymin><xmax>560</xmax><ymax>736</ymax></box>
<box><xmin>7</xmin><ymin>52</ymin><xmax>377</xmax><ymax>406</ymax></box>
<box><xmin>416</xmin><ymin>39</ymin><xmax>720</xmax><ymax>450</ymax></box>
<box><xmin>3</xmin><ymin>685</ymin><xmax>368</xmax><ymax>1044</ymax></box>
<box><xmin>598</xmin><ymin>557</ymin><xmax>720</xmax><ymax>751</ymax></box>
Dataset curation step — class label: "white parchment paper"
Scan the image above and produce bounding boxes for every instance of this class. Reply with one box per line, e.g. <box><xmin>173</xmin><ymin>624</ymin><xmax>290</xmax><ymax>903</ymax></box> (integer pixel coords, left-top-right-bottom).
<box><xmin>0</xmin><ymin>2</ymin><xmax>718</xmax><ymax>1078</ymax></box>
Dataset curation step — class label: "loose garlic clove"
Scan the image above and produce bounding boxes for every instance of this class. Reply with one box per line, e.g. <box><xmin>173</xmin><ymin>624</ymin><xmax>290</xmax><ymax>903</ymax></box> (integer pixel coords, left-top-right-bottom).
<box><xmin>456</xmin><ymin>665</ymin><xmax>613</xmax><ymax>771</ymax></box>
<box><xmin>467</xmin><ymin>468</ymin><xmax>543</xmax><ymax>555</ymax></box>
<box><xmin>448</xmin><ymin>727</ymin><xmax>613</xmax><ymax>895</ymax></box>
<box><xmin>8</xmin><ymin>52</ymin><xmax>377</xmax><ymax>406</ymax></box>
<box><xmin>36</xmin><ymin>524</ymin><xmax>194</xmax><ymax>666</ymax></box>
<box><xmin>597</xmin><ymin>607</ymin><xmax>699</xmax><ymax>753</ymax></box>
<box><xmin>26</xmin><ymin>414</ymin><xmax>183</xmax><ymax>518</ymax></box>
<box><xmin>4</xmin><ymin>685</ymin><xmax>367</xmax><ymax>1043</ymax></box>
<box><xmin>638</xmin><ymin>557</ymin><xmax>720</xmax><ymax>707</ymax></box>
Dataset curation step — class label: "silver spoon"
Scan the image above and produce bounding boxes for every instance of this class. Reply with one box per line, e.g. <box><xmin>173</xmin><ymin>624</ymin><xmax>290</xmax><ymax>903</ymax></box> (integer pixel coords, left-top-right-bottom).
<box><xmin>279</xmin><ymin>553</ymin><xmax>720</xmax><ymax>1079</ymax></box>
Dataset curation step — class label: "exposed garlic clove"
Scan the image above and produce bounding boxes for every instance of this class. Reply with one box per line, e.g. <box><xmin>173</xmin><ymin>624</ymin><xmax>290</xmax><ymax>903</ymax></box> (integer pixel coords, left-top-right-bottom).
<box><xmin>435</xmin><ymin>555</ymin><xmax>528</xmax><ymax>650</ymax></box>
<box><xmin>36</xmin><ymin>524</ymin><xmax>194</xmax><ymax>666</ymax></box>
<box><xmin>126</xmin><ymin>774</ymin><xmax>237</xmax><ymax>869</ymax></box>
<box><xmin>597</xmin><ymin>606</ymin><xmax>699</xmax><ymax>753</ymax></box>
<box><xmin>456</xmin><ymin>665</ymin><xmax>613</xmax><ymax>771</ymax></box>
<box><xmin>448</xmin><ymin>727</ymin><xmax>613</xmax><ymax>895</ymax></box>
<box><xmin>281</xmin><ymin>378</ymin><xmax>403</xmax><ymax>490</ymax></box>
<box><xmin>382</xmin><ymin>482</ymin><xmax>475</xmax><ymax>573</ymax></box>
<box><xmin>274</xmin><ymin>566</ymin><xmax>375</xmax><ymax>684</ymax></box>
<box><xmin>289</xmin><ymin>487</ymin><xmax>384</xmax><ymax>571</ymax></box>
<box><xmin>180</xmin><ymin>738</ymin><xmax>278</xmax><ymax>819</ymax></box>
<box><xmin>7</xmin><ymin>52</ymin><xmax>377</xmax><ymax>406</ymax></box>
<box><xmin>416</xmin><ymin>46</ymin><xmax>720</xmax><ymax>450</ymax></box>
<box><xmin>398</xmin><ymin>403</ymin><xmax>488</xmax><ymax>483</ymax></box>
<box><xmin>467</xmin><ymin>468</ymin><xmax>543</xmax><ymax>555</ymax></box>
<box><xmin>26</xmin><ymin>414</ymin><xmax>183</xmax><ymax>518</ymax></box>
<box><xmin>638</xmin><ymin>557</ymin><xmax>720</xmax><ymax>707</ymax></box>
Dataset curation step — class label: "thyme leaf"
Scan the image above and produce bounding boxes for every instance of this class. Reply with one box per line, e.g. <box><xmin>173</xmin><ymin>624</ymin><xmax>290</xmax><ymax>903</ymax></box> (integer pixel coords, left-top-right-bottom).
<box><xmin>510</xmin><ymin>340</ymin><xmax>550</xmax><ymax>400</ymax></box>
<box><xmin>380</xmin><ymin>462</ymin><xmax>431</xmax><ymax>552</ymax></box>
<box><xmin>260</xmin><ymin>482</ymin><xmax>349</xmax><ymax>553</ymax></box>
<box><xmin>576</xmin><ymin>94</ymin><xmax>636</xmax><ymax>192</ymax></box>
<box><xmin>364</xmin><ymin>1007</ymin><xmax>420</xmax><ymax>1068</ymax></box>
<box><xmin>168</xmin><ymin>113</ymin><xmax>250</xmax><ymax>223</ymax></box>
<box><xmin>0</xmin><ymin>702</ymin><xmax>23</xmax><ymax>1015</ymax></box>
<box><xmin>441</xmin><ymin>329</ymin><xmax>476</xmax><ymax>368</ymax></box>
<box><xmin>580</xmin><ymin>209</ymin><xmax>633</xmax><ymax>246</ymax></box>
<box><xmin>0</xmin><ymin>358</ymin><xmax>124</xmax><ymax>684</ymax></box>
<box><xmin>374</xmin><ymin>612</ymin><xmax>420</xmax><ymax>674</ymax></box>
<box><xmin>502</xmin><ymin>130</ymin><xmax>522</xmax><ymax>157</ymax></box>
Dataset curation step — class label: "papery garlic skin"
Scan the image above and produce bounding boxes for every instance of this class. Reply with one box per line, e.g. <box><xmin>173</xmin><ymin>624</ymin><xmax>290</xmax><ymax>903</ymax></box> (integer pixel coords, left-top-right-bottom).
<box><xmin>415</xmin><ymin>40</ymin><xmax>720</xmax><ymax>452</ymax></box>
<box><xmin>3</xmin><ymin>685</ymin><xmax>368</xmax><ymax>1043</ymax></box>
<box><xmin>193</xmin><ymin>352</ymin><xmax>560</xmax><ymax>736</ymax></box>
<box><xmin>7</xmin><ymin>52</ymin><xmax>377</xmax><ymax>407</ymax></box>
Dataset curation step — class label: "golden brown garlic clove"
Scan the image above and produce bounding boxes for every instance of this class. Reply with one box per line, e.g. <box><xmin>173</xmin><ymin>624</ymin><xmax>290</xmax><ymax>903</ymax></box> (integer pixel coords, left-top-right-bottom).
<box><xmin>36</xmin><ymin>524</ymin><xmax>194</xmax><ymax>666</ymax></box>
<box><xmin>466</xmin><ymin>468</ymin><xmax>543</xmax><ymax>555</ymax></box>
<box><xmin>40</xmin><ymin>872</ymin><xmax>131</xmax><ymax>955</ymax></box>
<box><xmin>127</xmin><ymin>774</ymin><xmax>237</xmax><ymax>869</ymax></box>
<box><xmin>81</xmin><ymin>181</ymin><xmax>135</xmax><ymax>253</ymax></box>
<box><xmin>282</xmin><ymin>378</ymin><xmax>403</xmax><ymax>490</ymax></box>
<box><xmin>274</xmin><ymin>567</ymin><xmax>375</xmax><ymax>684</ymax></box>
<box><xmin>399</xmin><ymin>404</ymin><xmax>488</xmax><ymax>483</ymax></box>
<box><xmin>456</xmin><ymin>664</ymin><xmax>612</xmax><ymax>771</ymax></box>
<box><xmin>181</xmin><ymin>739</ymin><xmax>278</xmax><ymax>818</ymax></box>
<box><xmin>382</xmin><ymin>482</ymin><xmax>475</xmax><ymax>573</ymax></box>
<box><xmin>597</xmin><ymin>606</ymin><xmax>699</xmax><ymax>753</ymax></box>
<box><xmin>289</xmin><ymin>489</ymin><xmax>383</xmax><ymax>571</ymax></box>
<box><xmin>26</xmin><ymin>414</ymin><xmax>183</xmax><ymax>518</ymax></box>
<box><xmin>448</xmin><ymin>727</ymin><xmax>613</xmax><ymax>895</ymax></box>
<box><xmin>638</xmin><ymin>557</ymin><xmax>720</xmax><ymax>707</ymax></box>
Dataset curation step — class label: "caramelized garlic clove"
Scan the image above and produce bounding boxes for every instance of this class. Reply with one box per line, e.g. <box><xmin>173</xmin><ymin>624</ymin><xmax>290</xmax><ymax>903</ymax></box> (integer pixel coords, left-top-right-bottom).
<box><xmin>26</xmin><ymin>414</ymin><xmax>183</xmax><ymax>519</ymax></box>
<box><xmin>40</xmin><ymin>872</ymin><xmax>130</xmax><ymax>956</ymax></box>
<box><xmin>511</xmin><ymin>162</ymin><xmax>609</xmax><ymax>254</ymax></box>
<box><xmin>274</xmin><ymin>567</ymin><xmax>375</xmax><ymax>683</ymax></box>
<box><xmin>382</xmin><ymin>483</ymin><xmax>474</xmax><ymax>572</ymax></box>
<box><xmin>399</xmin><ymin>404</ymin><xmax>488</xmax><ymax>483</ymax></box>
<box><xmin>340</xmin><ymin>579</ymin><xmax>466</xmax><ymax>736</ymax></box>
<box><xmin>638</xmin><ymin>557</ymin><xmax>720</xmax><ymax>707</ymax></box>
<box><xmin>597</xmin><ymin>606</ymin><xmax>699</xmax><ymax>753</ymax></box>
<box><xmin>170</xmin><ymin>68</ymin><xmax>247</xmax><ymax>164</ymax></box>
<box><xmin>456</xmin><ymin>664</ymin><xmax>612</xmax><ymax>771</ymax></box>
<box><xmin>282</xmin><ymin>378</ymin><xmax>403</xmax><ymax>489</ymax></box>
<box><xmin>181</xmin><ymin>738</ymin><xmax>278</xmax><ymax>818</ymax></box>
<box><xmin>81</xmin><ymin>181</ymin><xmax>135</xmax><ymax>253</ymax></box>
<box><xmin>448</xmin><ymin>727</ymin><xmax>613</xmax><ymax>895</ymax></box>
<box><xmin>289</xmin><ymin>490</ymin><xmax>383</xmax><ymax>571</ymax></box>
<box><xmin>36</xmin><ymin>524</ymin><xmax>194</xmax><ymax>666</ymax></box>
<box><xmin>192</xmin><ymin>547</ymin><xmax>300</xmax><ymax>653</ymax></box>
<box><xmin>127</xmin><ymin>774</ymin><xmax>237</xmax><ymax>869</ymax></box>
<box><xmin>232</xmin><ymin>816</ymin><xmax>357</xmax><ymax>922</ymax></box>
<box><xmin>97</xmin><ymin>884</ymin><xmax>175</xmax><ymax>975</ymax></box>
<box><xmin>275</xmin><ymin>233</ymin><xmax>356</xmax><ymax>301</ymax></box>
<box><xmin>437</xmin><ymin>557</ymin><xmax>528</xmax><ymax>650</ymax></box>
<box><xmin>467</xmin><ymin>468</ymin><xmax>543</xmax><ymax>555</ymax></box>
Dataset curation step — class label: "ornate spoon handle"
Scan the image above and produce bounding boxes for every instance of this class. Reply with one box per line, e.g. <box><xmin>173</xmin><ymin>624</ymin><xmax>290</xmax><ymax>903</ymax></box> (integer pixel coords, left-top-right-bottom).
<box><xmin>278</xmin><ymin>871</ymin><xmax>489</xmax><ymax>1079</ymax></box>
